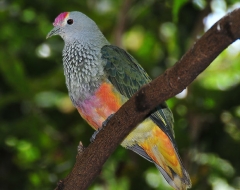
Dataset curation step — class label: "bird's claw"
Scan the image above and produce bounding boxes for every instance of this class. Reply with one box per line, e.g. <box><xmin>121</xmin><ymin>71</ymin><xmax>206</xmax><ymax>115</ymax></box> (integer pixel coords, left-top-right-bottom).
<box><xmin>90</xmin><ymin>114</ymin><xmax>114</xmax><ymax>142</ymax></box>
<box><xmin>90</xmin><ymin>127</ymin><xmax>102</xmax><ymax>142</ymax></box>
<box><xmin>102</xmin><ymin>113</ymin><xmax>114</xmax><ymax>127</ymax></box>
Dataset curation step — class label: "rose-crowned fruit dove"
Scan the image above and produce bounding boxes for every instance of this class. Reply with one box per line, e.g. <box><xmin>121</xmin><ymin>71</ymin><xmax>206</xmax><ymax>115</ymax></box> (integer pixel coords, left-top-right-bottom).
<box><xmin>47</xmin><ymin>11</ymin><xmax>191</xmax><ymax>190</ymax></box>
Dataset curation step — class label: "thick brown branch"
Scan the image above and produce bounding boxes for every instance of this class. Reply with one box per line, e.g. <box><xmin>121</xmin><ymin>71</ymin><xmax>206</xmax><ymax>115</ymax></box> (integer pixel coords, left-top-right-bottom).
<box><xmin>55</xmin><ymin>8</ymin><xmax>240</xmax><ymax>190</ymax></box>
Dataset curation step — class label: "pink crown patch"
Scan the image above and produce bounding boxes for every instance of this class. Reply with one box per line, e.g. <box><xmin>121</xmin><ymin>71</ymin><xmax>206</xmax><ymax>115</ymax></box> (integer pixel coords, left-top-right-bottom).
<box><xmin>53</xmin><ymin>12</ymin><xmax>69</xmax><ymax>26</ymax></box>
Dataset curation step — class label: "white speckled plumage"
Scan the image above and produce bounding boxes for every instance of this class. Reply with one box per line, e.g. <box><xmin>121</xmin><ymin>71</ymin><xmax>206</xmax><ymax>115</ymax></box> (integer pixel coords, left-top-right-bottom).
<box><xmin>50</xmin><ymin>12</ymin><xmax>110</xmax><ymax>104</ymax></box>
<box><xmin>63</xmin><ymin>41</ymin><xmax>107</xmax><ymax>103</ymax></box>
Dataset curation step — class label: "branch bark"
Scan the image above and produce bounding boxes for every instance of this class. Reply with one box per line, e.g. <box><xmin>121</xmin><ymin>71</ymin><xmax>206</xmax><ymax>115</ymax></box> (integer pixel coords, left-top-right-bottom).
<box><xmin>55</xmin><ymin>8</ymin><xmax>240</xmax><ymax>190</ymax></box>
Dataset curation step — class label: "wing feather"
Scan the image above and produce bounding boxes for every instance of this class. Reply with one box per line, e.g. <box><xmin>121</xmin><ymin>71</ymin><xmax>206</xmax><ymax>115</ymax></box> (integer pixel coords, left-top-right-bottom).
<box><xmin>101</xmin><ymin>45</ymin><xmax>175</xmax><ymax>142</ymax></box>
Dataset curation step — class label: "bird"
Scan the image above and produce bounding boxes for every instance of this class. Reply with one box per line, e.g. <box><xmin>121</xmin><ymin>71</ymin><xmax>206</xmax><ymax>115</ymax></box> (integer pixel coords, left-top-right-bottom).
<box><xmin>47</xmin><ymin>11</ymin><xmax>191</xmax><ymax>190</ymax></box>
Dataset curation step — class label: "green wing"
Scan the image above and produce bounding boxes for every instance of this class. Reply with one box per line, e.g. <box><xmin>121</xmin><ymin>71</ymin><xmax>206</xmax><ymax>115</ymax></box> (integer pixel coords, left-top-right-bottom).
<box><xmin>101</xmin><ymin>45</ymin><xmax>175</xmax><ymax>142</ymax></box>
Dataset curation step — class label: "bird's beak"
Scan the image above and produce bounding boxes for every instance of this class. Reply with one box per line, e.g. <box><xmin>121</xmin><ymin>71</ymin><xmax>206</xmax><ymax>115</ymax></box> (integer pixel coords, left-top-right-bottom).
<box><xmin>46</xmin><ymin>26</ymin><xmax>60</xmax><ymax>39</ymax></box>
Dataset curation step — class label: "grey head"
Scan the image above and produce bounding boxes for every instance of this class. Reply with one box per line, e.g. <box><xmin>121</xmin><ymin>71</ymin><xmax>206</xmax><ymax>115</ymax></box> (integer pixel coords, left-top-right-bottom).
<box><xmin>47</xmin><ymin>11</ymin><xmax>109</xmax><ymax>104</ymax></box>
<box><xmin>47</xmin><ymin>11</ymin><xmax>108</xmax><ymax>45</ymax></box>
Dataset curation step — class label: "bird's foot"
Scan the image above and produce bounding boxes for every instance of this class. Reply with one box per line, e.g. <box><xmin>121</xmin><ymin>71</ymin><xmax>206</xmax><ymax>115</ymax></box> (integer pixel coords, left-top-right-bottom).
<box><xmin>90</xmin><ymin>114</ymin><xmax>114</xmax><ymax>142</ymax></box>
<box><xmin>90</xmin><ymin>126</ymin><xmax>102</xmax><ymax>143</ymax></box>
<box><xmin>102</xmin><ymin>113</ymin><xmax>114</xmax><ymax>127</ymax></box>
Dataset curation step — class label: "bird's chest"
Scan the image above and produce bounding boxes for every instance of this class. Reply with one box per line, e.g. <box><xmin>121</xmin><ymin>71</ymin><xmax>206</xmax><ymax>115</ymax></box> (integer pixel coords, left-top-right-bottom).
<box><xmin>76</xmin><ymin>82</ymin><xmax>126</xmax><ymax>130</ymax></box>
<box><xmin>62</xmin><ymin>43</ymin><xmax>105</xmax><ymax>103</ymax></box>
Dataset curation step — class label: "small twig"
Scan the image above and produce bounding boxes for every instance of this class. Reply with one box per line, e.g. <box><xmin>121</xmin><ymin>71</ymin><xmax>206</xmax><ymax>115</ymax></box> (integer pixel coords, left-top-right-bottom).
<box><xmin>113</xmin><ymin>0</ymin><xmax>133</xmax><ymax>47</ymax></box>
<box><xmin>77</xmin><ymin>141</ymin><xmax>85</xmax><ymax>158</ymax></box>
<box><xmin>55</xmin><ymin>180</ymin><xmax>64</xmax><ymax>190</ymax></box>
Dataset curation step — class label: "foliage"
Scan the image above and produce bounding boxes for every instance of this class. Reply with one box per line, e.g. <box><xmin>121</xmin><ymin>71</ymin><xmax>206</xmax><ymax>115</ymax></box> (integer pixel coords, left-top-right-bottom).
<box><xmin>1</xmin><ymin>0</ymin><xmax>240</xmax><ymax>189</ymax></box>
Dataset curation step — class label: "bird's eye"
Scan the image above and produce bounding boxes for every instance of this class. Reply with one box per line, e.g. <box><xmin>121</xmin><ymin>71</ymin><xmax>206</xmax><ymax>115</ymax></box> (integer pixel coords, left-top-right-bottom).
<box><xmin>67</xmin><ymin>19</ymin><xmax>73</xmax><ymax>25</ymax></box>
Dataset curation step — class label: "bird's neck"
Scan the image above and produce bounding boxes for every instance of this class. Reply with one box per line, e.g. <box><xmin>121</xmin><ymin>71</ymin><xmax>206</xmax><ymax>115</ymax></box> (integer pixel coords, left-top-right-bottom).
<box><xmin>62</xmin><ymin>40</ymin><xmax>107</xmax><ymax>106</ymax></box>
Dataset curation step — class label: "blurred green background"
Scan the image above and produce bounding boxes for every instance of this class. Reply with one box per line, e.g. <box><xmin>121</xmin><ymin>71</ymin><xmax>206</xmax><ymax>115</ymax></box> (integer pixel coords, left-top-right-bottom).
<box><xmin>1</xmin><ymin>0</ymin><xmax>240</xmax><ymax>189</ymax></box>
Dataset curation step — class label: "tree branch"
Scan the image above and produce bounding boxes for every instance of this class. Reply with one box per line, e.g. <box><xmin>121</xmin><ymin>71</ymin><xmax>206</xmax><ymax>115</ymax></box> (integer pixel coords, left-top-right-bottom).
<box><xmin>55</xmin><ymin>8</ymin><xmax>240</xmax><ymax>190</ymax></box>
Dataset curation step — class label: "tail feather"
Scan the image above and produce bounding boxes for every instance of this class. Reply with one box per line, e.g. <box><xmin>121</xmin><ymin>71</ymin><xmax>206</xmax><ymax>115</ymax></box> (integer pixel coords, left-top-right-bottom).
<box><xmin>151</xmin><ymin>143</ymin><xmax>191</xmax><ymax>190</ymax></box>
<box><xmin>155</xmin><ymin>164</ymin><xmax>191</xmax><ymax>190</ymax></box>
<box><xmin>155</xmin><ymin>164</ymin><xmax>179</xmax><ymax>190</ymax></box>
<box><xmin>127</xmin><ymin>143</ymin><xmax>191</xmax><ymax>190</ymax></box>
<box><xmin>122</xmin><ymin>119</ymin><xmax>191</xmax><ymax>189</ymax></box>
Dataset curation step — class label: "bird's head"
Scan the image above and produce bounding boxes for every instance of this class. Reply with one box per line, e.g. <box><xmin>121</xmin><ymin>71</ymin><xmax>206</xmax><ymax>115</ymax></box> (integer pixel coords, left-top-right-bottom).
<box><xmin>46</xmin><ymin>11</ymin><xmax>104</xmax><ymax>42</ymax></box>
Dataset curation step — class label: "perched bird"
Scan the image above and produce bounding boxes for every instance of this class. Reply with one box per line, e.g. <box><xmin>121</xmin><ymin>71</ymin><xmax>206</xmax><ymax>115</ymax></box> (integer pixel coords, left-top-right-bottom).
<box><xmin>47</xmin><ymin>11</ymin><xmax>191</xmax><ymax>190</ymax></box>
